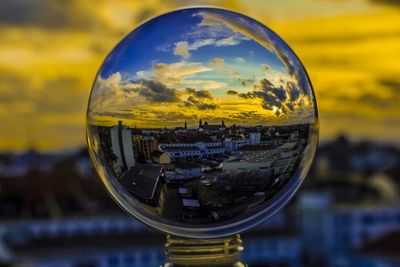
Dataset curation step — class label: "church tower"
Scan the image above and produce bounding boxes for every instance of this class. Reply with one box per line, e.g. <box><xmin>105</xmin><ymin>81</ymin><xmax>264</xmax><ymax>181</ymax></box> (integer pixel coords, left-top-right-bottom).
<box><xmin>199</xmin><ymin>119</ymin><xmax>203</xmax><ymax>128</ymax></box>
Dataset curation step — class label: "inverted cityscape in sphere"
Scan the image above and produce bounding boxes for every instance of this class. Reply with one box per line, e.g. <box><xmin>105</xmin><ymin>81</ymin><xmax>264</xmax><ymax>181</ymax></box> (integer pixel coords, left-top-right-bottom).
<box><xmin>87</xmin><ymin>8</ymin><xmax>318</xmax><ymax>238</ymax></box>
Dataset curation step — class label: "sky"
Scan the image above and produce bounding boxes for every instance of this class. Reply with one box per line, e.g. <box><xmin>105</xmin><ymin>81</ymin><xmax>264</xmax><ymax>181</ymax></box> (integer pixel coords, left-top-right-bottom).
<box><xmin>0</xmin><ymin>0</ymin><xmax>399</xmax><ymax>151</ymax></box>
<box><xmin>88</xmin><ymin>8</ymin><xmax>316</xmax><ymax>129</ymax></box>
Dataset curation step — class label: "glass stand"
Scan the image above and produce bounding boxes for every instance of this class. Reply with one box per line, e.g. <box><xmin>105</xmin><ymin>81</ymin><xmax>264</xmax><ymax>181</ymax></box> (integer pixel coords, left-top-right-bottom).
<box><xmin>162</xmin><ymin>234</ymin><xmax>247</xmax><ymax>267</ymax></box>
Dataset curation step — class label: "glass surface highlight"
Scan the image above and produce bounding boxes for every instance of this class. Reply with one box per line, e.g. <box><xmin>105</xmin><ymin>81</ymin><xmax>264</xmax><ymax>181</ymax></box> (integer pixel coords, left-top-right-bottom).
<box><xmin>87</xmin><ymin>7</ymin><xmax>318</xmax><ymax>238</ymax></box>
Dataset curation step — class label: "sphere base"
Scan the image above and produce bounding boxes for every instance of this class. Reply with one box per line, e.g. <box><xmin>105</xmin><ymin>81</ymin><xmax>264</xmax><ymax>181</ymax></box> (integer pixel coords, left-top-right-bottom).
<box><xmin>162</xmin><ymin>234</ymin><xmax>247</xmax><ymax>267</ymax></box>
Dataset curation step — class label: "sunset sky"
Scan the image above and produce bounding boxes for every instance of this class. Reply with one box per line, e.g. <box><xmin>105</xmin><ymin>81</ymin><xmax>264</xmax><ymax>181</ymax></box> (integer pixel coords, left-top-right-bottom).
<box><xmin>88</xmin><ymin>8</ymin><xmax>316</xmax><ymax>129</ymax></box>
<box><xmin>1</xmin><ymin>0</ymin><xmax>399</xmax><ymax>151</ymax></box>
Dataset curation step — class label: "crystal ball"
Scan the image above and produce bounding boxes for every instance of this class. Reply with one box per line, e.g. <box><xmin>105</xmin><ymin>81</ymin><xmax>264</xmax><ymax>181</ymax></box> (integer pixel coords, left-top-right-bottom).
<box><xmin>87</xmin><ymin>7</ymin><xmax>318</xmax><ymax>238</ymax></box>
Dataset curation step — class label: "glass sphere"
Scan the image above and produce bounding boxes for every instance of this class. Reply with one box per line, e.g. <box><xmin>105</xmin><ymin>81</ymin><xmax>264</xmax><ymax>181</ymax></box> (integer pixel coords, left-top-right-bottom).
<box><xmin>87</xmin><ymin>7</ymin><xmax>318</xmax><ymax>238</ymax></box>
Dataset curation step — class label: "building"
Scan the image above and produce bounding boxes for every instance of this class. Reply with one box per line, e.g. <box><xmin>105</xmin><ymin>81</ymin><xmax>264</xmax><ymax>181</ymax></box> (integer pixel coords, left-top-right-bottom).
<box><xmin>198</xmin><ymin>119</ymin><xmax>226</xmax><ymax>132</ymax></box>
<box><xmin>159</xmin><ymin>141</ymin><xmax>225</xmax><ymax>162</ymax></box>
<box><xmin>222</xmin><ymin>145</ymin><xmax>277</xmax><ymax>172</ymax></box>
<box><xmin>339</xmin><ymin>230</ymin><xmax>400</xmax><ymax>267</ymax></box>
<box><xmin>249</xmin><ymin>132</ymin><xmax>261</xmax><ymax>145</ymax></box>
<box><xmin>0</xmin><ymin>217</ymin><xmax>164</xmax><ymax>267</ymax></box>
<box><xmin>159</xmin><ymin>145</ymin><xmax>202</xmax><ymax>162</ymax></box>
<box><xmin>243</xmin><ymin>229</ymin><xmax>302</xmax><ymax>267</ymax></box>
<box><xmin>110</xmin><ymin>126</ymin><xmax>124</xmax><ymax>174</ymax></box>
<box><xmin>271</xmin><ymin>142</ymin><xmax>301</xmax><ymax>177</ymax></box>
<box><xmin>297</xmin><ymin>191</ymin><xmax>400</xmax><ymax>265</ymax></box>
<box><xmin>121</xmin><ymin>129</ymin><xmax>135</xmax><ymax>169</ymax></box>
<box><xmin>133</xmin><ymin>135</ymin><xmax>158</xmax><ymax>161</ymax></box>
<box><xmin>223</xmin><ymin>137</ymin><xmax>251</xmax><ymax>153</ymax></box>
<box><xmin>175</xmin><ymin>162</ymin><xmax>201</xmax><ymax>179</ymax></box>
<box><xmin>151</xmin><ymin>150</ymin><xmax>171</xmax><ymax>164</ymax></box>
<box><xmin>110</xmin><ymin>121</ymin><xmax>135</xmax><ymax>173</ymax></box>
<box><xmin>118</xmin><ymin>163</ymin><xmax>165</xmax><ymax>206</ymax></box>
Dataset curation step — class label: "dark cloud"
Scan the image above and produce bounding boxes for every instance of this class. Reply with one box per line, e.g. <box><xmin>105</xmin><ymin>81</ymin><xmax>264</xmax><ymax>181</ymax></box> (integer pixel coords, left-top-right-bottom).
<box><xmin>160</xmin><ymin>112</ymin><xmax>198</xmax><ymax>122</ymax></box>
<box><xmin>233</xmin><ymin>78</ymin><xmax>305</xmax><ymax>116</ymax></box>
<box><xmin>274</xmin><ymin>49</ymin><xmax>295</xmax><ymax>77</ymax></box>
<box><xmin>272</xmin><ymin>87</ymin><xmax>287</xmax><ymax>101</ymax></box>
<box><xmin>286</xmin><ymin>102</ymin><xmax>295</xmax><ymax>111</ymax></box>
<box><xmin>370</xmin><ymin>0</ymin><xmax>400</xmax><ymax>6</ymax></box>
<box><xmin>182</xmin><ymin>87</ymin><xmax>217</xmax><ymax>110</ymax></box>
<box><xmin>262</xmin><ymin>64</ymin><xmax>270</xmax><ymax>72</ymax></box>
<box><xmin>231</xmin><ymin>111</ymin><xmax>260</xmax><ymax>120</ymax></box>
<box><xmin>184</xmin><ymin>96</ymin><xmax>218</xmax><ymax>110</ymax></box>
<box><xmin>237</xmin><ymin>92</ymin><xmax>255</xmax><ymax>99</ymax></box>
<box><xmin>185</xmin><ymin>88</ymin><xmax>213</xmax><ymax>99</ymax></box>
<box><xmin>267</xmin><ymin>39</ymin><xmax>311</xmax><ymax>95</ymax></box>
<box><xmin>227</xmin><ymin>90</ymin><xmax>238</xmax><ymax>95</ymax></box>
<box><xmin>291</xmin><ymin>31</ymin><xmax>400</xmax><ymax>45</ymax></box>
<box><xmin>253</xmin><ymin>91</ymin><xmax>282</xmax><ymax>108</ymax></box>
<box><xmin>38</xmin><ymin>76</ymin><xmax>86</xmax><ymax>113</ymax></box>
<box><xmin>237</xmin><ymin>77</ymin><xmax>255</xmax><ymax>86</ymax></box>
<box><xmin>259</xmin><ymin>79</ymin><xmax>274</xmax><ymax>90</ymax></box>
<box><xmin>257</xmin><ymin>78</ymin><xmax>287</xmax><ymax>103</ymax></box>
<box><xmin>287</xmin><ymin>82</ymin><xmax>300</xmax><ymax>101</ymax></box>
<box><xmin>0</xmin><ymin>70</ymin><xmax>30</xmax><ymax>104</ymax></box>
<box><xmin>378</xmin><ymin>78</ymin><xmax>400</xmax><ymax>92</ymax></box>
<box><xmin>134</xmin><ymin>79</ymin><xmax>180</xmax><ymax>103</ymax></box>
<box><xmin>185</xmin><ymin>88</ymin><xmax>196</xmax><ymax>94</ymax></box>
<box><xmin>0</xmin><ymin>0</ymin><xmax>101</xmax><ymax>30</ymax></box>
<box><xmin>92</xmin><ymin>111</ymin><xmax>133</xmax><ymax>119</ymax></box>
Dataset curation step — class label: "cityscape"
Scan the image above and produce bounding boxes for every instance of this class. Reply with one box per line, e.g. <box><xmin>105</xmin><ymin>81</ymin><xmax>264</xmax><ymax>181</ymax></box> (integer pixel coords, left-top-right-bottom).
<box><xmin>0</xmin><ymin>136</ymin><xmax>399</xmax><ymax>267</ymax></box>
<box><xmin>90</xmin><ymin>119</ymin><xmax>312</xmax><ymax>224</ymax></box>
<box><xmin>1</xmin><ymin>1</ymin><xmax>399</xmax><ymax>267</ymax></box>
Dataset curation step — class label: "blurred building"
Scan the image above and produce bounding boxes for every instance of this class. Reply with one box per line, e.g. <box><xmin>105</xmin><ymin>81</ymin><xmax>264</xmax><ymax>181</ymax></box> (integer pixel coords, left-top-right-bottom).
<box><xmin>344</xmin><ymin>230</ymin><xmax>400</xmax><ymax>267</ymax></box>
<box><xmin>1</xmin><ymin>137</ymin><xmax>400</xmax><ymax>267</ymax></box>
<box><xmin>110</xmin><ymin>121</ymin><xmax>135</xmax><ymax>173</ymax></box>
<box><xmin>297</xmin><ymin>191</ymin><xmax>400</xmax><ymax>266</ymax></box>
<box><xmin>0</xmin><ymin>217</ymin><xmax>164</xmax><ymax>267</ymax></box>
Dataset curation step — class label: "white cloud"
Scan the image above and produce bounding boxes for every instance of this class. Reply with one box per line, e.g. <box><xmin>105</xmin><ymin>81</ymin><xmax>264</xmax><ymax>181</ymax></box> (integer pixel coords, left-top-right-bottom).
<box><xmin>183</xmin><ymin>79</ymin><xmax>227</xmax><ymax>90</ymax></box>
<box><xmin>173</xmin><ymin>41</ymin><xmax>190</xmax><ymax>58</ymax></box>
<box><xmin>136</xmin><ymin>61</ymin><xmax>227</xmax><ymax>91</ymax></box>
<box><xmin>211</xmin><ymin>57</ymin><xmax>224</xmax><ymax>66</ymax></box>
<box><xmin>189</xmin><ymin>38</ymin><xmax>215</xmax><ymax>50</ymax></box>
<box><xmin>137</xmin><ymin>61</ymin><xmax>213</xmax><ymax>86</ymax></box>
<box><xmin>196</xmin><ymin>11</ymin><xmax>311</xmax><ymax>95</ymax></box>
<box><xmin>235</xmin><ymin>57</ymin><xmax>245</xmax><ymax>63</ymax></box>
<box><xmin>89</xmin><ymin>72</ymin><xmax>134</xmax><ymax>118</ymax></box>
<box><xmin>169</xmin><ymin>17</ymin><xmax>249</xmax><ymax>59</ymax></box>
<box><xmin>215</xmin><ymin>36</ymin><xmax>240</xmax><ymax>46</ymax></box>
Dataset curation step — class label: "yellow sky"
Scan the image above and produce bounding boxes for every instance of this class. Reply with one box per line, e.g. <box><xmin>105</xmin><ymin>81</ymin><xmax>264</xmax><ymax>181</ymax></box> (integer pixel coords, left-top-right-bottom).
<box><xmin>0</xmin><ymin>0</ymin><xmax>399</xmax><ymax>151</ymax></box>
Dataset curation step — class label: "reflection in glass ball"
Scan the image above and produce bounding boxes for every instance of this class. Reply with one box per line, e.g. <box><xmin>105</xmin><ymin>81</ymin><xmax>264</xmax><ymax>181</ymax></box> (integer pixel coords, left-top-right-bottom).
<box><xmin>87</xmin><ymin>7</ymin><xmax>318</xmax><ymax>238</ymax></box>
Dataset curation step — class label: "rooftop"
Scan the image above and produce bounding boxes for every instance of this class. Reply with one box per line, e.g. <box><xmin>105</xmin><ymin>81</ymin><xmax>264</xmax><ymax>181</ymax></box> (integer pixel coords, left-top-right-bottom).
<box><xmin>175</xmin><ymin>162</ymin><xmax>201</xmax><ymax>169</ymax></box>
<box><xmin>239</xmin><ymin>144</ymin><xmax>273</xmax><ymax>151</ymax></box>
<box><xmin>118</xmin><ymin>163</ymin><xmax>162</xmax><ymax>200</ymax></box>
<box><xmin>160</xmin><ymin>145</ymin><xmax>200</xmax><ymax>152</ymax></box>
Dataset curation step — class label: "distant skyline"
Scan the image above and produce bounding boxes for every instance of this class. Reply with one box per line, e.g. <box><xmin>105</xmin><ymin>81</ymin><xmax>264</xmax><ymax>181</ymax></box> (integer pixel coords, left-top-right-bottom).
<box><xmin>1</xmin><ymin>0</ymin><xmax>400</xmax><ymax>151</ymax></box>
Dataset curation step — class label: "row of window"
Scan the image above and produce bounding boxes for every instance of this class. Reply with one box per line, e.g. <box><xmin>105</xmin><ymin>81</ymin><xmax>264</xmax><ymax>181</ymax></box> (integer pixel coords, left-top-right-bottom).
<box><xmin>334</xmin><ymin>212</ymin><xmax>400</xmax><ymax>226</ymax></box>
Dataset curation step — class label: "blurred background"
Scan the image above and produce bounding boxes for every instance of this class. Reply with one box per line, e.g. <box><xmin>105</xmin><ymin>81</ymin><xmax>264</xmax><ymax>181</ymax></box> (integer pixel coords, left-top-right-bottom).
<box><xmin>0</xmin><ymin>0</ymin><xmax>399</xmax><ymax>266</ymax></box>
